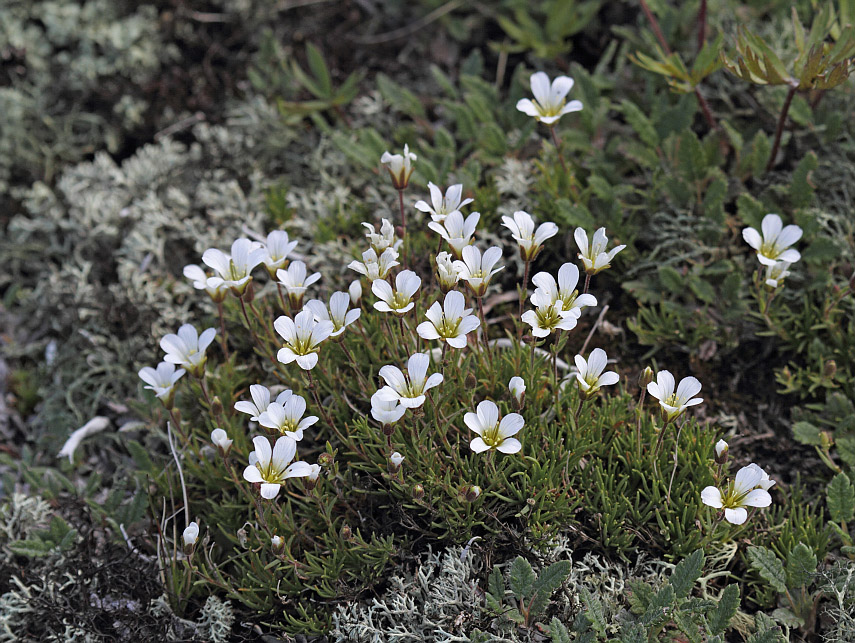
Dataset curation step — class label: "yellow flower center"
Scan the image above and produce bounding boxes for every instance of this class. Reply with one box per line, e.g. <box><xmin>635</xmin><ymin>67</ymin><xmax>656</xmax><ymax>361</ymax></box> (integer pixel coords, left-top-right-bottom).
<box><xmin>481</xmin><ymin>425</ymin><xmax>502</xmax><ymax>447</ymax></box>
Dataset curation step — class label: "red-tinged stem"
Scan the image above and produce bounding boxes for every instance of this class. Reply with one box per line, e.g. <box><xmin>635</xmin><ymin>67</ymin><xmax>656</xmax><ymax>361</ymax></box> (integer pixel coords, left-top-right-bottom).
<box><xmin>518</xmin><ymin>259</ymin><xmax>531</xmax><ymax>341</ymax></box>
<box><xmin>216</xmin><ymin>302</ymin><xmax>229</xmax><ymax>360</ymax></box>
<box><xmin>697</xmin><ymin>0</ymin><xmax>707</xmax><ymax>52</ymax></box>
<box><xmin>477</xmin><ymin>296</ymin><xmax>492</xmax><ymax>364</ymax></box>
<box><xmin>549</xmin><ymin>126</ymin><xmax>568</xmax><ymax>175</ymax></box>
<box><xmin>583</xmin><ymin>273</ymin><xmax>591</xmax><ymax>295</ymax></box>
<box><xmin>766</xmin><ymin>84</ymin><xmax>798</xmax><ymax>172</ymax></box>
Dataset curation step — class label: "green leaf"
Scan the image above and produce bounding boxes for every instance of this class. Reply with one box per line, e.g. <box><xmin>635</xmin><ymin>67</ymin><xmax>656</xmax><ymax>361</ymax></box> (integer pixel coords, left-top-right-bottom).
<box><xmin>126</xmin><ymin>439</ymin><xmax>155</xmax><ymax>474</ymax></box>
<box><xmin>531</xmin><ymin>560</ymin><xmax>572</xmax><ymax>617</ymax></box>
<box><xmin>549</xmin><ymin>617</ymin><xmax>572</xmax><ymax>643</ymax></box>
<box><xmin>619</xmin><ymin>99</ymin><xmax>659</xmax><ymax>148</ymax></box>
<box><xmin>641</xmin><ymin>584</ymin><xmax>675</xmax><ymax>628</ymax></box>
<box><xmin>790</xmin><ymin>151</ymin><xmax>818</xmax><ymax>208</ymax></box>
<box><xmin>747</xmin><ymin>546</ymin><xmax>787</xmax><ymax>593</ymax></box>
<box><xmin>828</xmin><ymin>473</ymin><xmax>855</xmax><ymax>523</ymax></box>
<box><xmin>376</xmin><ymin>73</ymin><xmax>425</xmax><ymax>118</ymax></box>
<box><xmin>487</xmin><ymin>564</ymin><xmax>504</xmax><ymax>604</ymax></box>
<box><xmin>8</xmin><ymin>538</ymin><xmax>55</xmax><ymax>558</ymax></box>
<box><xmin>792</xmin><ymin>421</ymin><xmax>822</xmax><ymax>445</ymax></box>
<box><xmin>579</xmin><ymin>585</ymin><xmax>606</xmax><ymax>634</ymax></box>
<box><xmin>708</xmin><ymin>584</ymin><xmax>740</xmax><ymax>635</ymax></box>
<box><xmin>747</xmin><ymin>626</ymin><xmax>786</xmax><ymax>643</ymax></box>
<box><xmin>658</xmin><ymin>265</ymin><xmax>684</xmax><ymax>293</ymax></box>
<box><xmin>305</xmin><ymin>43</ymin><xmax>332</xmax><ymax>97</ymax></box>
<box><xmin>670</xmin><ymin>549</ymin><xmax>704</xmax><ymax>599</ymax></box>
<box><xmin>771</xmin><ymin>607</ymin><xmax>804</xmax><ymax>628</ymax></box>
<box><xmin>837</xmin><ymin>435</ymin><xmax>855</xmax><ymax>469</ymax></box>
<box><xmin>618</xmin><ymin>623</ymin><xmax>646</xmax><ymax>643</ymax></box>
<box><xmin>627</xmin><ymin>578</ymin><xmax>653</xmax><ymax>614</ymax></box>
<box><xmin>785</xmin><ymin>542</ymin><xmax>817</xmax><ymax>588</ymax></box>
<box><xmin>508</xmin><ymin>556</ymin><xmax>536</xmax><ymax>601</ymax></box>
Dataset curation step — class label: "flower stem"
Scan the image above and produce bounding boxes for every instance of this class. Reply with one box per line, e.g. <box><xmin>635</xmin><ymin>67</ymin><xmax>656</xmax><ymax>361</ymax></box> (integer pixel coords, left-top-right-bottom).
<box><xmin>306</xmin><ymin>369</ymin><xmax>335</xmax><ymax>432</ymax></box>
<box><xmin>666</xmin><ymin>420</ymin><xmax>686</xmax><ymax>504</ymax></box>
<box><xmin>549</xmin><ymin>126</ymin><xmax>568</xmax><ymax>175</ymax></box>
<box><xmin>766</xmin><ymin>83</ymin><xmax>798</xmax><ymax>172</ymax></box>
<box><xmin>696</xmin><ymin>0</ymin><xmax>707</xmax><ymax>52</ymax></box>
<box><xmin>635</xmin><ymin>390</ymin><xmax>646</xmax><ymax>458</ymax></box>
<box><xmin>397</xmin><ymin>188</ymin><xmax>408</xmax><ymax>265</ymax></box>
<box><xmin>583</xmin><ymin>273</ymin><xmax>591</xmax><ymax>295</ymax></box>
<box><xmin>477</xmin><ymin>296</ymin><xmax>492</xmax><ymax>364</ymax></box>
<box><xmin>518</xmin><ymin>259</ymin><xmax>531</xmax><ymax>341</ymax></box>
<box><xmin>216</xmin><ymin>302</ymin><xmax>229</xmax><ymax>360</ymax></box>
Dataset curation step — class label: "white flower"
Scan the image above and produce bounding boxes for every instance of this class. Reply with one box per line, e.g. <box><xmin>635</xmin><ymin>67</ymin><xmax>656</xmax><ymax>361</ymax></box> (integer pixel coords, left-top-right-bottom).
<box><xmin>435</xmin><ymin>251</ymin><xmax>460</xmax><ymax>292</ymax></box>
<box><xmin>348</xmin><ymin>247</ymin><xmax>400</xmax><ymax>281</ymax></box>
<box><xmin>307</xmin><ymin>464</ymin><xmax>321</xmax><ymax>482</ymax></box>
<box><xmin>262</xmin><ymin>230</ymin><xmax>299</xmax><ymax>278</ymax></box>
<box><xmin>502</xmin><ymin>210</ymin><xmax>558</xmax><ymax>262</ymax></box>
<box><xmin>701</xmin><ymin>463</ymin><xmax>773</xmax><ymax>525</ymax></box>
<box><xmin>138</xmin><ymin>362</ymin><xmax>185</xmax><ymax>403</ymax></box>
<box><xmin>202</xmin><ymin>238</ymin><xmax>267</xmax><ymax>295</ymax></box>
<box><xmin>414</xmin><ymin>182</ymin><xmax>473</xmax><ymax>223</ymax></box>
<box><xmin>370</xmin><ymin>391</ymin><xmax>407</xmax><ymax>424</ymax></box>
<box><xmin>715</xmin><ymin>439</ymin><xmax>728</xmax><ymax>459</ymax></box>
<box><xmin>742</xmin><ymin>214</ymin><xmax>802</xmax><ymax>267</ymax></box>
<box><xmin>183</xmin><ymin>264</ymin><xmax>229</xmax><ymax>303</ymax></box>
<box><xmin>363</xmin><ymin>219</ymin><xmax>401</xmax><ymax>254</ymax></box>
<box><xmin>274</xmin><ymin>310</ymin><xmax>334</xmax><ymax>371</ymax></box>
<box><xmin>234</xmin><ymin>384</ymin><xmax>293</xmax><ymax>421</ymax></box>
<box><xmin>466</xmin><ymin>400</ymin><xmax>524</xmax><ymax>454</ymax></box>
<box><xmin>276</xmin><ymin>261</ymin><xmax>321</xmax><ymax>307</ymax></box>
<box><xmin>160</xmin><ymin>324</ymin><xmax>217</xmax><ymax>377</ymax></box>
<box><xmin>454</xmin><ymin>245</ymin><xmax>503</xmax><ymax>298</ymax></box>
<box><xmin>417</xmin><ymin>290</ymin><xmax>480</xmax><ymax>349</ymax></box>
<box><xmin>764</xmin><ymin>261</ymin><xmax>792</xmax><ymax>289</ymax></box>
<box><xmin>271</xmin><ymin>534</ymin><xmax>284</xmax><ymax>550</ymax></box>
<box><xmin>376</xmin><ymin>352</ymin><xmax>444</xmax><ymax>409</ymax></box>
<box><xmin>257</xmin><ymin>394</ymin><xmax>318</xmax><ymax>441</ymax></box>
<box><xmin>516</xmin><ymin>71</ymin><xmax>583</xmax><ymax>126</ymax></box>
<box><xmin>531</xmin><ymin>263</ymin><xmax>598</xmax><ymax>316</ymax></box>
<box><xmin>211</xmin><ymin>428</ymin><xmax>233</xmax><ymax>454</ymax></box>
<box><xmin>243</xmin><ymin>436</ymin><xmax>313</xmax><ymax>500</ymax></box>
<box><xmin>428</xmin><ymin>211</ymin><xmax>480</xmax><ymax>258</ymax></box>
<box><xmin>305</xmin><ymin>291</ymin><xmax>361</xmax><ymax>338</ymax></box>
<box><xmin>521</xmin><ymin>301</ymin><xmax>578</xmax><ymax>337</ymax></box>
<box><xmin>349</xmin><ymin>279</ymin><xmax>362</xmax><ymax>305</ymax></box>
<box><xmin>381</xmin><ymin>144</ymin><xmax>417</xmax><ymax>189</ymax></box>
<box><xmin>646</xmin><ymin>370</ymin><xmax>703</xmax><ymax>422</ymax></box>
<box><xmin>372</xmin><ymin>270</ymin><xmax>421</xmax><ymax>315</ymax></box>
<box><xmin>182</xmin><ymin>521</ymin><xmax>199</xmax><ymax>547</ymax></box>
<box><xmin>508</xmin><ymin>377</ymin><xmax>526</xmax><ymax>404</ymax></box>
<box><xmin>574</xmin><ymin>348</ymin><xmax>619</xmax><ymax>398</ymax></box>
<box><xmin>389</xmin><ymin>452</ymin><xmax>404</xmax><ymax>470</ymax></box>
<box><xmin>574</xmin><ymin>227</ymin><xmax>626</xmax><ymax>275</ymax></box>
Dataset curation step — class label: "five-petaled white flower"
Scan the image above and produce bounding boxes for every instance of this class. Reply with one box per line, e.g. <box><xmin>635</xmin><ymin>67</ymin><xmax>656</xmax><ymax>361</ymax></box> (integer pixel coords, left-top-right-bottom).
<box><xmin>138</xmin><ymin>362</ymin><xmax>185</xmax><ymax>405</ymax></box>
<box><xmin>257</xmin><ymin>394</ymin><xmax>317</xmax><ymax>441</ymax></box>
<box><xmin>466</xmin><ymin>400</ymin><xmax>524</xmax><ymax>454</ymax></box>
<box><xmin>376</xmin><ymin>352</ymin><xmax>443</xmax><ymax>409</ymax></box>
<box><xmin>742</xmin><ymin>214</ymin><xmax>802</xmax><ymax>267</ymax></box>
<box><xmin>502</xmin><ymin>210</ymin><xmax>558</xmax><ymax>262</ymax></box>
<box><xmin>370</xmin><ymin>391</ymin><xmax>407</xmax><ymax>424</ymax></box>
<box><xmin>764</xmin><ymin>261</ymin><xmax>792</xmax><ymax>289</ymax></box>
<box><xmin>348</xmin><ymin>248</ymin><xmax>400</xmax><ymax>281</ymax></box>
<box><xmin>305</xmin><ymin>291</ymin><xmax>361</xmax><ymax>338</ymax></box>
<box><xmin>274</xmin><ymin>310</ymin><xmax>334</xmax><ymax>371</ymax></box>
<box><xmin>381</xmin><ymin>144</ymin><xmax>417</xmax><ymax>189</ymax></box>
<box><xmin>211</xmin><ymin>428</ymin><xmax>233</xmax><ymax>455</ymax></box>
<box><xmin>363</xmin><ymin>219</ymin><xmax>401</xmax><ymax>255</ymax></box>
<box><xmin>202</xmin><ymin>238</ymin><xmax>267</xmax><ymax>296</ymax></box>
<box><xmin>531</xmin><ymin>263</ymin><xmax>598</xmax><ymax>316</ymax></box>
<box><xmin>417</xmin><ymin>290</ymin><xmax>480</xmax><ymax>349</ymax></box>
<box><xmin>262</xmin><ymin>230</ymin><xmax>299</xmax><ymax>278</ymax></box>
<box><xmin>454</xmin><ymin>245</ymin><xmax>503</xmax><ymax>298</ymax></box>
<box><xmin>183</xmin><ymin>264</ymin><xmax>229</xmax><ymax>303</ymax></box>
<box><xmin>160</xmin><ymin>324</ymin><xmax>217</xmax><ymax>377</ymax></box>
<box><xmin>646</xmin><ymin>370</ymin><xmax>703</xmax><ymax>422</ymax></box>
<box><xmin>522</xmin><ymin>301</ymin><xmax>579</xmax><ymax>337</ymax></box>
<box><xmin>243</xmin><ymin>436</ymin><xmax>312</xmax><ymax>500</ymax></box>
<box><xmin>276</xmin><ymin>260</ymin><xmax>321</xmax><ymax>308</ymax></box>
<box><xmin>182</xmin><ymin>522</ymin><xmax>199</xmax><ymax>547</ymax></box>
<box><xmin>372</xmin><ymin>270</ymin><xmax>421</xmax><ymax>315</ymax></box>
<box><xmin>701</xmin><ymin>463</ymin><xmax>774</xmax><ymax>525</ymax></box>
<box><xmin>435</xmin><ymin>251</ymin><xmax>460</xmax><ymax>292</ymax></box>
<box><xmin>235</xmin><ymin>384</ymin><xmax>293</xmax><ymax>421</ymax></box>
<box><xmin>428</xmin><ymin>211</ymin><xmax>480</xmax><ymax>258</ymax></box>
<box><xmin>516</xmin><ymin>72</ymin><xmax>583</xmax><ymax>126</ymax></box>
<box><xmin>574</xmin><ymin>227</ymin><xmax>626</xmax><ymax>275</ymax></box>
<box><xmin>415</xmin><ymin>182</ymin><xmax>473</xmax><ymax>222</ymax></box>
<box><xmin>574</xmin><ymin>348</ymin><xmax>619</xmax><ymax>398</ymax></box>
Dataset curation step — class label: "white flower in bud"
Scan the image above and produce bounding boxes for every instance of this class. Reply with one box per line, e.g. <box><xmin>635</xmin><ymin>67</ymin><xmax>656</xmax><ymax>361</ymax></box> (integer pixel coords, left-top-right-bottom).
<box><xmin>389</xmin><ymin>452</ymin><xmax>404</xmax><ymax>470</ymax></box>
<box><xmin>363</xmin><ymin>219</ymin><xmax>401</xmax><ymax>254</ymax></box>
<box><xmin>271</xmin><ymin>534</ymin><xmax>284</xmax><ymax>551</ymax></box>
<box><xmin>435</xmin><ymin>252</ymin><xmax>460</xmax><ymax>292</ymax></box>
<box><xmin>381</xmin><ymin>144</ymin><xmax>417</xmax><ymax>189</ymax></box>
<box><xmin>349</xmin><ymin>280</ymin><xmax>363</xmax><ymax>305</ymax></box>
<box><xmin>183</xmin><ymin>521</ymin><xmax>199</xmax><ymax>548</ymax></box>
<box><xmin>307</xmin><ymin>463</ymin><xmax>321</xmax><ymax>482</ymax></box>
<box><xmin>715</xmin><ymin>439</ymin><xmax>728</xmax><ymax>459</ymax></box>
<box><xmin>414</xmin><ymin>182</ymin><xmax>473</xmax><ymax>223</ymax></box>
<box><xmin>508</xmin><ymin>377</ymin><xmax>526</xmax><ymax>403</ymax></box>
<box><xmin>211</xmin><ymin>428</ymin><xmax>233</xmax><ymax>454</ymax></box>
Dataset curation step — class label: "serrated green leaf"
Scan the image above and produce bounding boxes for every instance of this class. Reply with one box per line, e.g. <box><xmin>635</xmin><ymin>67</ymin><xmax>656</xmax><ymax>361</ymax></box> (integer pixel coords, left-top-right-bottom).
<box><xmin>627</xmin><ymin>578</ymin><xmax>653</xmax><ymax>614</ymax></box>
<box><xmin>670</xmin><ymin>549</ymin><xmax>704</xmax><ymax>599</ymax></box>
<box><xmin>747</xmin><ymin>546</ymin><xmax>787</xmax><ymax>593</ymax></box>
<box><xmin>792</xmin><ymin>421</ymin><xmax>822</xmax><ymax>445</ymax></box>
<box><xmin>672</xmin><ymin>608</ymin><xmax>703</xmax><ymax>643</ymax></box>
<box><xmin>126</xmin><ymin>439</ymin><xmax>155</xmax><ymax>474</ymax></box>
<box><xmin>785</xmin><ymin>542</ymin><xmax>817</xmax><ymax>588</ymax></box>
<box><xmin>642</xmin><ymin>584</ymin><xmax>675</xmax><ymax>628</ymax></box>
<box><xmin>747</xmin><ymin>626</ymin><xmax>786</xmax><ymax>643</ymax></box>
<box><xmin>376</xmin><ymin>73</ymin><xmax>425</xmax><ymax>118</ymax></box>
<box><xmin>708</xmin><ymin>584</ymin><xmax>740</xmax><ymax>635</ymax></box>
<box><xmin>619</xmin><ymin>623</ymin><xmax>646</xmax><ymax>643</ymax></box>
<box><xmin>579</xmin><ymin>585</ymin><xmax>606</xmax><ymax>634</ymax></box>
<box><xmin>487</xmin><ymin>564</ymin><xmax>504</xmax><ymax>604</ymax></box>
<box><xmin>658</xmin><ymin>265</ymin><xmax>684</xmax><ymax>293</ymax></box>
<box><xmin>305</xmin><ymin>43</ymin><xmax>332</xmax><ymax>97</ymax></box>
<box><xmin>8</xmin><ymin>538</ymin><xmax>55</xmax><ymax>558</ymax></box>
<box><xmin>620</xmin><ymin>99</ymin><xmax>659</xmax><ymax>148</ymax></box>
<box><xmin>550</xmin><ymin>617</ymin><xmax>572</xmax><ymax>643</ymax></box>
<box><xmin>837</xmin><ymin>436</ymin><xmax>855</xmax><ymax>469</ymax></box>
<box><xmin>771</xmin><ymin>607</ymin><xmax>804</xmax><ymax>628</ymax></box>
<box><xmin>828</xmin><ymin>473</ymin><xmax>855</xmax><ymax>523</ymax></box>
<box><xmin>790</xmin><ymin>151</ymin><xmax>818</xmax><ymax>208</ymax></box>
<box><xmin>508</xmin><ymin>556</ymin><xmax>536</xmax><ymax>601</ymax></box>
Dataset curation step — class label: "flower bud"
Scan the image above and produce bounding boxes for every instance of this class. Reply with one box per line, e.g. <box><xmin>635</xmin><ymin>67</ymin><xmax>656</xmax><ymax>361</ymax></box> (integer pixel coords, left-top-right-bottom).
<box><xmin>638</xmin><ymin>366</ymin><xmax>654</xmax><ymax>388</ymax></box>
<box><xmin>459</xmin><ymin>484</ymin><xmax>481</xmax><ymax>503</ymax></box>
<box><xmin>349</xmin><ymin>280</ymin><xmax>362</xmax><ymax>306</ymax></box>
<box><xmin>412</xmin><ymin>484</ymin><xmax>425</xmax><ymax>500</ymax></box>
<box><xmin>182</xmin><ymin>521</ymin><xmax>199</xmax><ymax>554</ymax></box>
<box><xmin>714</xmin><ymin>439</ymin><xmax>728</xmax><ymax>464</ymax></box>
<box><xmin>508</xmin><ymin>376</ymin><xmax>526</xmax><ymax>410</ymax></box>
<box><xmin>211</xmin><ymin>428</ymin><xmax>233</xmax><ymax>456</ymax></box>
<box><xmin>388</xmin><ymin>452</ymin><xmax>404</xmax><ymax>473</ymax></box>
<box><xmin>304</xmin><ymin>463</ymin><xmax>321</xmax><ymax>491</ymax></box>
<box><xmin>820</xmin><ymin>431</ymin><xmax>834</xmax><ymax>450</ymax></box>
<box><xmin>465</xmin><ymin>372</ymin><xmax>478</xmax><ymax>390</ymax></box>
<box><xmin>211</xmin><ymin>396</ymin><xmax>224</xmax><ymax>417</ymax></box>
<box><xmin>318</xmin><ymin>452</ymin><xmax>334</xmax><ymax>468</ymax></box>
<box><xmin>340</xmin><ymin>524</ymin><xmax>353</xmax><ymax>541</ymax></box>
<box><xmin>271</xmin><ymin>534</ymin><xmax>284</xmax><ymax>553</ymax></box>
<box><xmin>824</xmin><ymin>360</ymin><xmax>837</xmax><ymax>379</ymax></box>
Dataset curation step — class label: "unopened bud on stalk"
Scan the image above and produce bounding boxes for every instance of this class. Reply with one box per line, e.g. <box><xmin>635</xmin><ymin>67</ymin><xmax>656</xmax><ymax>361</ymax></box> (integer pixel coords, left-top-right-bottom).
<box><xmin>318</xmin><ymin>452</ymin><xmax>334</xmax><ymax>467</ymax></box>
<box><xmin>714</xmin><ymin>439</ymin><xmax>728</xmax><ymax>464</ymax></box>
<box><xmin>820</xmin><ymin>431</ymin><xmax>834</xmax><ymax>450</ymax></box>
<box><xmin>340</xmin><ymin>524</ymin><xmax>353</xmax><ymax>541</ymax></box>
<box><xmin>638</xmin><ymin>366</ymin><xmax>654</xmax><ymax>388</ymax></box>
<box><xmin>304</xmin><ymin>464</ymin><xmax>321</xmax><ymax>491</ymax></box>
<box><xmin>211</xmin><ymin>428</ymin><xmax>233</xmax><ymax>456</ymax></box>
<box><xmin>349</xmin><ymin>280</ymin><xmax>362</xmax><ymax>306</ymax></box>
<box><xmin>824</xmin><ymin>360</ymin><xmax>837</xmax><ymax>379</ymax></box>
<box><xmin>412</xmin><ymin>484</ymin><xmax>425</xmax><ymax>500</ymax></box>
<box><xmin>465</xmin><ymin>372</ymin><xmax>478</xmax><ymax>390</ymax></box>
<box><xmin>271</xmin><ymin>535</ymin><xmax>284</xmax><ymax>553</ymax></box>
<box><xmin>211</xmin><ymin>396</ymin><xmax>224</xmax><ymax>417</ymax></box>
<box><xmin>459</xmin><ymin>485</ymin><xmax>481</xmax><ymax>503</ymax></box>
<box><xmin>182</xmin><ymin>521</ymin><xmax>199</xmax><ymax>555</ymax></box>
<box><xmin>388</xmin><ymin>452</ymin><xmax>404</xmax><ymax>473</ymax></box>
<box><xmin>508</xmin><ymin>376</ymin><xmax>526</xmax><ymax>410</ymax></box>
